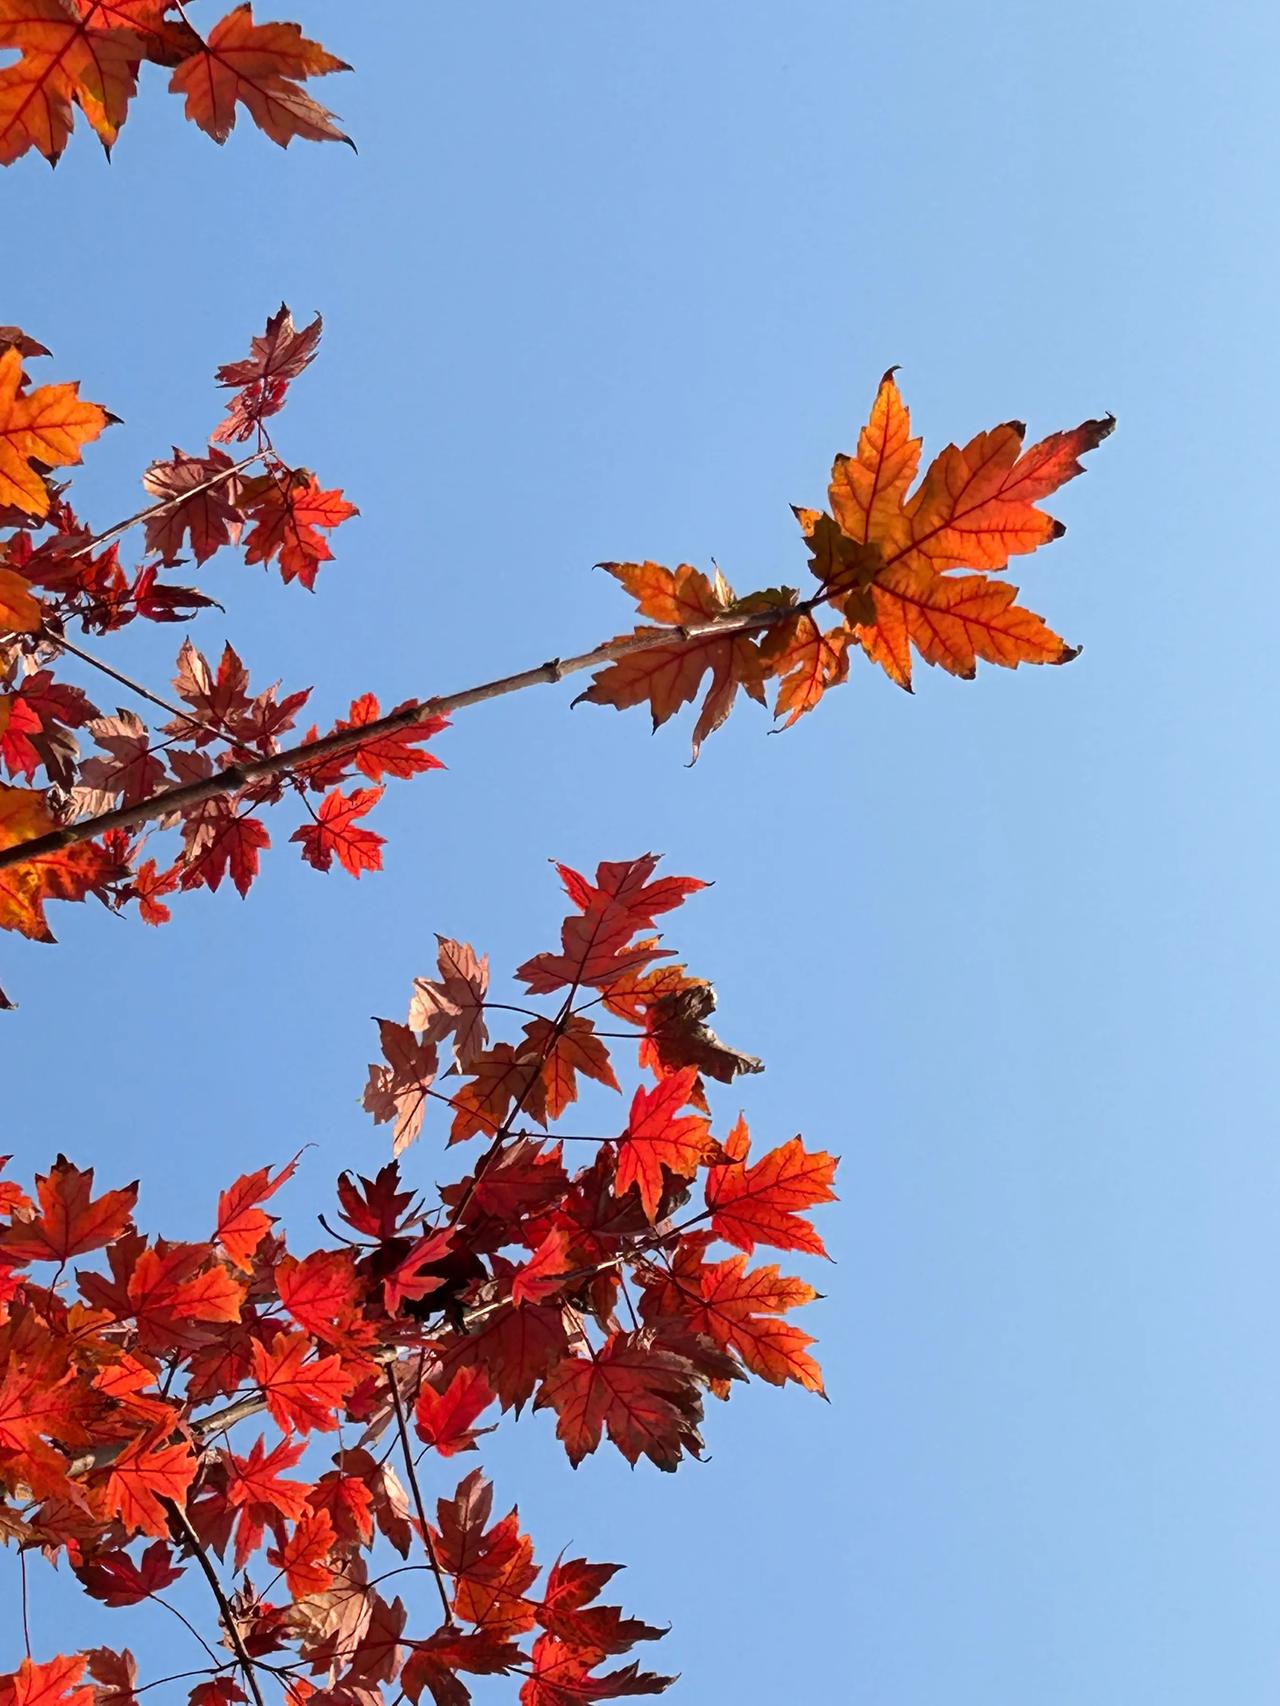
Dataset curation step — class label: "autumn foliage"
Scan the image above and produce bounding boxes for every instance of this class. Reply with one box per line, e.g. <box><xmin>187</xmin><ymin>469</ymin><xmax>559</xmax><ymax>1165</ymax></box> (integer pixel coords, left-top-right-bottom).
<box><xmin>0</xmin><ymin>7</ymin><xmax>1111</xmax><ymax>1704</ymax></box>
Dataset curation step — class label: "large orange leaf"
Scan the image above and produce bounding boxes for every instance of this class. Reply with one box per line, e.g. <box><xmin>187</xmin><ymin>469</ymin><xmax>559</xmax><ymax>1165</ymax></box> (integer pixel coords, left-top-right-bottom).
<box><xmin>0</xmin><ymin>564</ymin><xmax>41</xmax><ymax>633</ymax></box>
<box><xmin>0</xmin><ymin>0</ymin><xmax>152</xmax><ymax>165</ymax></box>
<box><xmin>0</xmin><ymin>786</ymin><xmax>123</xmax><ymax>943</ymax></box>
<box><xmin>807</xmin><ymin>372</ymin><xmax>1112</xmax><ymax>691</ymax></box>
<box><xmin>169</xmin><ymin>4</ymin><xmax>350</xmax><ymax>148</ymax></box>
<box><xmin>858</xmin><ymin>563</ymin><xmax>1076</xmax><ymax>688</ymax></box>
<box><xmin>0</xmin><ymin>346</ymin><xmax>109</xmax><ymax>518</ymax></box>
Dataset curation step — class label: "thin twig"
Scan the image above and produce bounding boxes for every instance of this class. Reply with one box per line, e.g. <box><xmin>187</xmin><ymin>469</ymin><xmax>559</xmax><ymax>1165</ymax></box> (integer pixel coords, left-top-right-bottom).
<box><xmin>164</xmin><ymin>1497</ymin><xmax>267</xmax><ymax>1706</ymax></box>
<box><xmin>0</xmin><ymin>599</ymin><xmax>817</xmax><ymax>870</ymax></box>
<box><xmin>386</xmin><ymin>1367</ymin><xmax>455</xmax><ymax>1628</ymax></box>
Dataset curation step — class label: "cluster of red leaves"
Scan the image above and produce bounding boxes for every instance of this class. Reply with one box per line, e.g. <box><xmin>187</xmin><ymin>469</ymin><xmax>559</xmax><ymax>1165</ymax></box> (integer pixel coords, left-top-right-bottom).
<box><xmin>0</xmin><ymin>4</ymin><xmax>351</xmax><ymax>166</ymax></box>
<box><xmin>0</xmin><ymin>307</ymin><xmax>447</xmax><ymax>1004</ymax></box>
<box><xmin>0</xmin><ymin>858</ymin><xmax>836</xmax><ymax>1704</ymax></box>
<box><xmin>577</xmin><ymin>370</ymin><xmax>1113</xmax><ymax>754</ymax></box>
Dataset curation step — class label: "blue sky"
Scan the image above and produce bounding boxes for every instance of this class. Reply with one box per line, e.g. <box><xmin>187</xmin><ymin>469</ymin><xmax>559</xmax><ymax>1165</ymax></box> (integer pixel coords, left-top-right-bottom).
<box><xmin>5</xmin><ymin>1</ymin><xmax>1280</xmax><ymax>1700</ymax></box>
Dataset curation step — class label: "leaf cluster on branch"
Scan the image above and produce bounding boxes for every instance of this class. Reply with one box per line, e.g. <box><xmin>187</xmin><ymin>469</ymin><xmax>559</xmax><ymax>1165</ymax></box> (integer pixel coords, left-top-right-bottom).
<box><xmin>0</xmin><ymin>8</ymin><xmax>1113</xmax><ymax>1703</ymax></box>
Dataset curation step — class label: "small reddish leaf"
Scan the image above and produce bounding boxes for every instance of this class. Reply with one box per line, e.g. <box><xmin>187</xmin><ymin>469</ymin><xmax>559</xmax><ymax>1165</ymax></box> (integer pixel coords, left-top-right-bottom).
<box><xmin>414</xmin><ymin>1366</ymin><xmax>496</xmax><ymax>1457</ymax></box>
<box><xmin>291</xmin><ymin>785</ymin><xmax>384</xmax><ymax>876</ymax></box>
<box><xmin>614</xmin><ymin>1069</ymin><xmax>711</xmax><ymax>1222</ymax></box>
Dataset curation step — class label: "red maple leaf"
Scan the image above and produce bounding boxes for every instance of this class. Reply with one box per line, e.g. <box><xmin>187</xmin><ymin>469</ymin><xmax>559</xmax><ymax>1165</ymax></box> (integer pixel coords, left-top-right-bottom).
<box><xmin>291</xmin><ymin>784</ymin><xmax>384</xmax><ymax>876</ymax></box>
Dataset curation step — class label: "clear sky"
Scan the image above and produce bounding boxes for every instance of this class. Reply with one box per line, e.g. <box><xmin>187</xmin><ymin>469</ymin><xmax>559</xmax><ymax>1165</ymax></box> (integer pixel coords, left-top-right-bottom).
<box><xmin>5</xmin><ymin>1</ymin><xmax>1280</xmax><ymax>1700</ymax></box>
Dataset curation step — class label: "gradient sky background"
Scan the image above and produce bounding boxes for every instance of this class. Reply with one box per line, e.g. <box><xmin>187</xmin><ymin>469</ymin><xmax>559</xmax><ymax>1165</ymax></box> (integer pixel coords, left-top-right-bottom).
<box><xmin>4</xmin><ymin>1</ymin><xmax>1280</xmax><ymax>1700</ymax></box>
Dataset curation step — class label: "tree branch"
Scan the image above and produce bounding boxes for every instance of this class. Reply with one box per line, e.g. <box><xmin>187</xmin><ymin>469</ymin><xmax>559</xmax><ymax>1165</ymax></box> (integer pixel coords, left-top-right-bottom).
<box><xmin>386</xmin><ymin>1366</ymin><xmax>456</xmax><ymax>1628</ymax></box>
<box><xmin>163</xmin><ymin>1496</ymin><xmax>267</xmax><ymax>1706</ymax></box>
<box><xmin>0</xmin><ymin>599</ymin><xmax>816</xmax><ymax>870</ymax></box>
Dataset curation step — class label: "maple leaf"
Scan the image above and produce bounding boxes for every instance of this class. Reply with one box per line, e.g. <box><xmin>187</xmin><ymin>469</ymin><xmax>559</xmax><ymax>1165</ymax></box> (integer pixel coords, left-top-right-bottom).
<box><xmin>0</xmin><ymin>1657</ymin><xmax>94</xmax><ymax>1706</ymax></box>
<box><xmin>640</xmin><ymin>980</ymin><xmax>762</xmax><ymax>1087</ymax></box>
<box><xmin>0</xmin><ymin>1154</ymin><xmax>136</xmax><ymax>1262</ymax></box>
<box><xmin>705</xmin><ymin>1119</ymin><xmax>837</xmax><ymax>1257</ymax></box>
<box><xmin>275</xmin><ymin>1249</ymin><xmax>372</xmax><ymax>1351</ymax></box>
<box><xmin>226</xmin><ymin>1434</ymin><xmax>311</xmax><ymax>1567</ymax></box>
<box><xmin>251</xmin><ymin>1330</ymin><xmax>353</xmax><ymax>1434</ymax></box>
<box><xmin>0</xmin><ymin>785</ymin><xmax>123</xmax><ymax>941</ymax></box>
<box><xmin>215</xmin><ymin>1153</ymin><xmax>298</xmax><ymax>1271</ymax></box>
<box><xmin>84</xmin><ymin>1646</ymin><xmax>137</xmax><ymax>1706</ymax></box>
<box><xmin>336</xmin><ymin>1158</ymin><xmax>414</xmax><ymax>1242</ymax></box>
<box><xmin>402</xmin><ymin>1630</ymin><xmax>522</xmax><ymax>1705</ymax></box>
<box><xmin>170</xmin><ymin>9</ymin><xmax>351</xmax><ymax>150</ymax></box>
<box><xmin>177</xmin><ymin>800</ymin><xmax>270</xmax><ymax>897</ymax></box>
<box><xmin>97</xmin><ymin>1434</ymin><xmax>198</xmax><ymax>1539</ymax></box>
<box><xmin>855</xmin><ymin>564</ymin><xmax>1078</xmax><ymax>687</ymax></box>
<box><xmin>685</xmin><ymin>1255</ymin><xmax>824</xmax><ymax>1393</ymax></box>
<box><xmin>511</xmin><ymin>1227</ymin><xmax>571</xmax><ymax>1308</ymax></box>
<box><xmin>0</xmin><ymin>347</ymin><xmax>109</xmax><ymax>517</ymax></box>
<box><xmin>291</xmin><ymin>784</ymin><xmax>384</xmax><ymax>876</ymax></box>
<box><xmin>434</xmin><ymin>1471</ymin><xmax>538</xmax><ymax>1638</ymax></box>
<box><xmin>757</xmin><ymin>609</ymin><xmax>851</xmax><ymax>726</ymax></box>
<box><xmin>521</xmin><ymin>1639</ymin><xmax>674</xmax><ymax>1706</ymax></box>
<box><xmin>141</xmin><ymin>448</ymin><xmax>245</xmax><ymax>564</ymax></box>
<box><xmin>75</xmin><ymin>1539</ymin><xmax>182</xmax><ymax>1607</ymax></box>
<box><xmin>534</xmin><ymin>1331</ymin><xmax>711</xmax><ymax>1470</ymax></box>
<box><xmin>362</xmin><ymin>1019</ymin><xmax>439</xmax><ymax>1154</ymax></box>
<box><xmin>808</xmin><ymin>373</ymin><xmax>1113</xmax><ymax>689</ymax></box>
<box><xmin>0</xmin><ymin>0</ymin><xmax>150</xmax><ymax>166</ymax></box>
<box><xmin>613</xmin><ymin>1068</ymin><xmax>711</xmax><ymax>1222</ymax></box>
<box><xmin>536</xmin><ymin>1557</ymin><xmax>665</xmax><ymax>1657</ymax></box>
<box><xmin>241</xmin><ymin>468</ymin><xmax>357</xmax><ymax>588</ymax></box>
<box><xmin>414</xmin><ymin>1366</ymin><xmax>496</xmax><ymax>1457</ymax></box>
<box><xmin>266</xmin><ymin>1506</ymin><xmax>336</xmax><ymax>1598</ymax></box>
<box><xmin>408</xmin><ymin>935</ymin><xmax>489</xmax><ymax>1064</ymax></box>
<box><xmin>336</xmin><ymin>693</ymin><xmax>449</xmax><ymax>784</ymax></box>
<box><xmin>516</xmin><ymin>855</ymin><xmax>702</xmax><ymax>1000</ymax></box>
<box><xmin>576</xmin><ymin>562</ymin><xmax>790</xmax><ymax>760</ymax></box>
<box><xmin>187</xmin><ymin>1686</ymin><xmax>246</xmax><ymax>1706</ymax></box>
<box><xmin>76</xmin><ymin>712</ymin><xmax>167</xmax><ymax>808</ymax></box>
<box><xmin>0</xmin><ymin>564</ymin><xmax>40</xmax><ymax>633</ymax></box>
<box><xmin>522</xmin><ymin>1015</ymin><xmax>619</xmax><ymax>1120</ymax></box>
<box><xmin>449</xmin><ymin>1044</ymin><xmax>548</xmax><ymax>1144</ymax></box>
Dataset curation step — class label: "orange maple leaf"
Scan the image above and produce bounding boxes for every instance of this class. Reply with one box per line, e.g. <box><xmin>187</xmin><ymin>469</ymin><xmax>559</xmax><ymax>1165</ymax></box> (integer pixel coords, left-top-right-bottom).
<box><xmin>215</xmin><ymin>1153</ymin><xmax>298</xmax><ymax>1271</ymax></box>
<box><xmin>0</xmin><ymin>787</ymin><xmax>123</xmax><ymax>944</ymax></box>
<box><xmin>0</xmin><ymin>0</ymin><xmax>154</xmax><ymax>165</ymax></box>
<box><xmin>250</xmin><ymin>1330</ymin><xmax>353</xmax><ymax>1435</ymax></box>
<box><xmin>705</xmin><ymin>1118</ymin><xmax>838</xmax><ymax>1257</ymax></box>
<box><xmin>689</xmin><ymin>1255</ymin><xmax>824</xmax><ymax>1393</ymax></box>
<box><xmin>414</xmin><ymin>1366</ymin><xmax>496</xmax><ymax>1457</ymax></box>
<box><xmin>0</xmin><ymin>346</ymin><xmax>109</xmax><ymax>518</ymax></box>
<box><xmin>0</xmin><ymin>565</ymin><xmax>41</xmax><ymax>634</ymax></box>
<box><xmin>0</xmin><ymin>1154</ymin><xmax>136</xmax><ymax>1263</ymax></box>
<box><xmin>266</xmin><ymin>1506</ymin><xmax>336</xmax><ymax>1599</ymax></box>
<box><xmin>575</xmin><ymin>562</ymin><xmax>790</xmax><ymax>760</ymax></box>
<box><xmin>614</xmin><ymin>1068</ymin><xmax>712</xmax><ymax>1221</ymax></box>
<box><xmin>97</xmin><ymin>1434</ymin><xmax>198</xmax><ymax>1538</ymax></box>
<box><xmin>169</xmin><ymin>4</ymin><xmax>350</xmax><ymax>148</ymax></box>
<box><xmin>241</xmin><ymin>469</ymin><xmax>357</xmax><ymax>589</ymax></box>
<box><xmin>808</xmin><ymin>371</ymin><xmax>1113</xmax><ymax>690</ymax></box>
<box><xmin>0</xmin><ymin>1656</ymin><xmax>95</xmax><ymax>1706</ymax></box>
